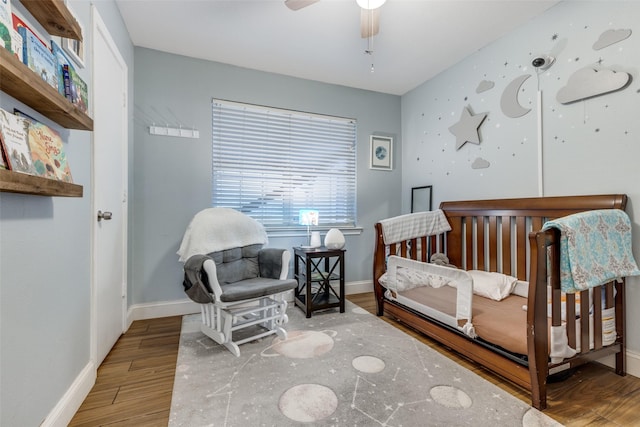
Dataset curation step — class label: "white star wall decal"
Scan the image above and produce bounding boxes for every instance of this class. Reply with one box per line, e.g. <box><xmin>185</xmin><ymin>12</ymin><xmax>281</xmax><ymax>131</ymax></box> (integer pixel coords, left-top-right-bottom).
<box><xmin>448</xmin><ymin>106</ymin><xmax>488</xmax><ymax>150</ymax></box>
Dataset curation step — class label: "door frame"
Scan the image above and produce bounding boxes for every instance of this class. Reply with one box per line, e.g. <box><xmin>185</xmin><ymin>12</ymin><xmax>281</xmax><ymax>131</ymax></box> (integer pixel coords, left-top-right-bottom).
<box><xmin>90</xmin><ymin>5</ymin><xmax>129</xmax><ymax>365</ymax></box>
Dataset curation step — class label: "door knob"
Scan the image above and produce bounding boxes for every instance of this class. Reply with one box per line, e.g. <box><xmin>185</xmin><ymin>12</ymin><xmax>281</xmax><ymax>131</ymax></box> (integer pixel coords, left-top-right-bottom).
<box><xmin>97</xmin><ymin>210</ymin><xmax>113</xmax><ymax>222</ymax></box>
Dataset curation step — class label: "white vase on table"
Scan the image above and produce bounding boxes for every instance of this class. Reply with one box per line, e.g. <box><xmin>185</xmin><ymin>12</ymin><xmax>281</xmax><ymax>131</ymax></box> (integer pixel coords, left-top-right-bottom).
<box><xmin>310</xmin><ymin>231</ymin><xmax>322</xmax><ymax>248</ymax></box>
<box><xmin>324</xmin><ymin>228</ymin><xmax>345</xmax><ymax>249</ymax></box>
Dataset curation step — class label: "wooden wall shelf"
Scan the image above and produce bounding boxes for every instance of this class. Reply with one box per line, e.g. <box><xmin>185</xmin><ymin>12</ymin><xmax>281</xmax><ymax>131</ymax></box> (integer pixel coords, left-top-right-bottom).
<box><xmin>0</xmin><ymin>169</ymin><xmax>83</xmax><ymax>197</ymax></box>
<box><xmin>0</xmin><ymin>0</ymin><xmax>87</xmax><ymax>197</ymax></box>
<box><xmin>0</xmin><ymin>49</ymin><xmax>93</xmax><ymax>130</ymax></box>
<box><xmin>21</xmin><ymin>0</ymin><xmax>83</xmax><ymax>40</ymax></box>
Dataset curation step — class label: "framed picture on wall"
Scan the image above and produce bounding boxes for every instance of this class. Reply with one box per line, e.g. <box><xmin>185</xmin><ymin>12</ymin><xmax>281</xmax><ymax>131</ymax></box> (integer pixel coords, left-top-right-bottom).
<box><xmin>411</xmin><ymin>185</ymin><xmax>432</xmax><ymax>212</ymax></box>
<box><xmin>61</xmin><ymin>4</ymin><xmax>85</xmax><ymax>68</ymax></box>
<box><xmin>369</xmin><ymin>135</ymin><xmax>393</xmax><ymax>171</ymax></box>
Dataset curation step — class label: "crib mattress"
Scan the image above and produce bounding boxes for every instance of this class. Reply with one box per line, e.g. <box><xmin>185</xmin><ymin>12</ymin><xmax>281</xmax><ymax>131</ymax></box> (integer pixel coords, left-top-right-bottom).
<box><xmin>399</xmin><ymin>286</ymin><xmax>529</xmax><ymax>355</ymax></box>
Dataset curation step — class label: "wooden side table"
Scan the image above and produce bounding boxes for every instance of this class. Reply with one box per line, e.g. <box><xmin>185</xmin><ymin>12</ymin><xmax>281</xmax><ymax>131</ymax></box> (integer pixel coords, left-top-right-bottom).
<box><xmin>293</xmin><ymin>247</ymin><xmax>345</xmax><ymax>318</ymax></box>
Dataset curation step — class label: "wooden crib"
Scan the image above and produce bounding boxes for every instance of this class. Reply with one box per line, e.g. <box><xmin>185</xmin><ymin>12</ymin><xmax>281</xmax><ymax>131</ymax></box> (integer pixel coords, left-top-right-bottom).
<box><xmin>373</xmin><ymin>194</ymin><xmax>629</xmax><ymax>410</ymax></box>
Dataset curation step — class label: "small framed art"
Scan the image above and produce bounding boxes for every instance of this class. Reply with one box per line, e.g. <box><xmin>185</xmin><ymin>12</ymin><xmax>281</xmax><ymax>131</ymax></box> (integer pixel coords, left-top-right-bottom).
<box><xmin>62</xmin><ymin>9</ymin><xmax>85</xmax><ymax>68</ymax></box>
<box><xmin>369</xmin><ymin>135</ymin><xmax>393</xmax><ymax>171</ymax></box>
<box><xmin>411</xmin><ymin>185</ymin><xmax>433</xmax><ymax>213</ymax></box>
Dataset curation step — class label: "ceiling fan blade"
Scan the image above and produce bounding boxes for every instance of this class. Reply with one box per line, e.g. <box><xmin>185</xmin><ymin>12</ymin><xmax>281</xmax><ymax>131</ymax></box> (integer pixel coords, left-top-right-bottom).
<box><xmin>360</xmin><ymin>8</ymin><xmax>380</xmax><ymax>38</ymax></box>
<box><xmin>285</xmin><ymin>0</ymin><xmax>320</xmax><ymax>11</ymax></box>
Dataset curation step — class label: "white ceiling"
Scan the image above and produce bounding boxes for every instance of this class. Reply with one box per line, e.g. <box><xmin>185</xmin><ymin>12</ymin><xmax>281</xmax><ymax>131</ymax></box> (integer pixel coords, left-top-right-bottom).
<box><xmin>115</xmin><ymin>0</ymin><xmax>560</xmax><ymax>96</ymax></box>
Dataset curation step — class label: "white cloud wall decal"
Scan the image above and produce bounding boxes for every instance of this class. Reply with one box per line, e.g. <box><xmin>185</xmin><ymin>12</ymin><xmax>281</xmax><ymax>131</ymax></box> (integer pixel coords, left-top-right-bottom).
<box><xmin>556</xmin><ymin>67</ymin><xmax>631</xmax><ymax>104</ymax></box>
<box><xmin>476</xmin><ymin>80</ymin><xmax>495</xmax><ymax>93</ymax></box>
<box><xmin>593</xmin><ymin>29</ymin><xmax>632</xmax><ymax>50</ymax></box>
<box><xmin>471</xmin><ymin>158</ymin><xmax>490</xmax><ymax>169</ymax></box>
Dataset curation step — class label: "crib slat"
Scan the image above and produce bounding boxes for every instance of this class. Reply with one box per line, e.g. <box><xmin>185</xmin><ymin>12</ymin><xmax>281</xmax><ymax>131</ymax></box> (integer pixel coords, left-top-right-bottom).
<box><xmin>566</xmin><ymin>293</ymin><xmax>576</xmax><ymax>348</ymax></box>
<box><xmin>488</xmin><ymin>216</ymin><xmax>497</xmax><ymax>272</ymax></box>
<box><xmin>593</xmin><ymin>285</ymin><xmax>603</xmax><ymax>350</ymax></box>
<box><xmin>531</xmin><ymin>217</ymin><xmax>543</xmax><ymax>235</ymax></box>
<box><xmin>605</xmin><ymin>282</ymin><xmax>614</xmax><ymax>308</ymax></box>
<box><xmin>410</xmin><ymin>238</ymin><xmax>418</xmax><ymax>260</ymax></box>
<box><xmin>447</xmin><ymin>216</ymin><xmax>463</xmax><ymax>268</ymax></box>
<box><xmin>516</xmin><ymin>216</ymin><xmax>527</xmax><ymax>281</ymax></box>
<box><xmin>580</xmin><ymin>290</ymin><xmax>590</xmax><ymax>354</ymax></box>
<box><xmin>476</xmin><ymin>216</ymin><xmax>485</xmax><ymax>271</ymax></box>
<box><xmin>464</xmin><ymin>217</ymin><xmax>473</xmax><ymax>270</ymax></box>
<box><xmin>428</xmin><ymin>235</ymin><xmax>436</xmax><ymax>260</ymax></box>
<box><xmin>502</xmin><ymin>216</ymin><xmax>511</xmax><ymax>276</ymax></box>
<box><xmin>551</xmin><ymin>286</ymin><xmax>561</xmax><ymax>326</ymax></box>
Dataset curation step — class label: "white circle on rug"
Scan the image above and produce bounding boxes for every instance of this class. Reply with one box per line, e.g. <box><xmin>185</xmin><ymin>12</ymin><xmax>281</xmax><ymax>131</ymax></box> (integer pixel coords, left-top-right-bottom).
<box><xmin>352</xmin><ymin>355</ymin><xmax>385</xmax><ymax>373</ymax></box>
<box><xmin>522</xmin><ymin>407</ymin><xmax>561</xmax><ymax>426</ymax></box>
<box><xmin>351</xmin><ymin>306</ymin><xmax>369</xmax><ymax>315</ymax></box>
<box><xmin>262</xmin><ymin>330</ymin><xmax>335</xmax><ymax>359</ymax></box>
<box><xmin>279</xmin><ymin>384</ymin><xmax>338</xmax><ymax>422</ymax></box>
<box><xmin>430</xmin><ymin>385</ymin><xmax>473</xmax><ymax>409</ymax></box>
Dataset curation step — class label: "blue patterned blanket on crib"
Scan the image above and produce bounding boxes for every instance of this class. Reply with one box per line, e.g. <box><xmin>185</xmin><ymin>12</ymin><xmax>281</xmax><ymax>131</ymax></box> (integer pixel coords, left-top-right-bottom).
<box><xmin>542</xmin><ymin>209</ymin><xmax>640</xmax><ymax>293</ymax></box>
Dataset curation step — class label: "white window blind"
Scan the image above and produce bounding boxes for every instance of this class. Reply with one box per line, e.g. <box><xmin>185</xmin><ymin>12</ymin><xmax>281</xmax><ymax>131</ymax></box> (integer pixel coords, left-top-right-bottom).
<box><xmin>212</xmin><ymin>99</ymin><xmax>357</xmax><ymax>228</ymax></box>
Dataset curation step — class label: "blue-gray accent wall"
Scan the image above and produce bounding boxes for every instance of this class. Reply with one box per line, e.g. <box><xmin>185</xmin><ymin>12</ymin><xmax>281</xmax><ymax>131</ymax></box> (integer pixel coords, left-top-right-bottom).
<box><xmin>131</xmin><ymin>47</ymin><xmax>402</xmax><ymax>304</ymax></box>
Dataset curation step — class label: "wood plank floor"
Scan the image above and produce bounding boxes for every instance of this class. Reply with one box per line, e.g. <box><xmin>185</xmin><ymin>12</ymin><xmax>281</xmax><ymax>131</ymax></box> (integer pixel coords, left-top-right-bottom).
<box><xmin>70</xmin><ymin>293</ymin><xmax>640</xmax><ymax>426</ymax></box>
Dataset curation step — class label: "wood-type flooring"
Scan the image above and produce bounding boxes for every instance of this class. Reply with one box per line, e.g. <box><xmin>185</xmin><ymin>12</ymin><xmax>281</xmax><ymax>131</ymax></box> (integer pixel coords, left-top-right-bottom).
<box><xmin>69</xmin><ymin>293</ymin><xmax>640</xmax><ymax>426</ymax></box>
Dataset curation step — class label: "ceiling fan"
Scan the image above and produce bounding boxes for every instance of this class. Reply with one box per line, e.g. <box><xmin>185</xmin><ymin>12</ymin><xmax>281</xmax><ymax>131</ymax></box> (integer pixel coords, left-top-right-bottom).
<box><xmin>284</xmin><ymin>0</ymin><xmax>385</xmax><ymax>38</ymax></box>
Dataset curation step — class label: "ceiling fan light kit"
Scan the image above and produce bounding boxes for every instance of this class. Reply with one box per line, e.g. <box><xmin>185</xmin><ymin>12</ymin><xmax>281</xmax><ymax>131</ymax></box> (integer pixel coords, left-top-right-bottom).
<box><xmin>284</xmin><ymin>0</ymin><xmax>386</xmax><ymax>71</ymax></box>
<box><xmin>356</xmin><ymin>0</ymin><xmax>386</xmax><ymax>10</ymax></box>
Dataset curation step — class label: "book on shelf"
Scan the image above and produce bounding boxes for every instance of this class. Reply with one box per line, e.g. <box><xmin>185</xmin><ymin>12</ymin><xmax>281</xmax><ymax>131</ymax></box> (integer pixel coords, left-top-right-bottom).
<box><xmin>25</xmin><ymin>116</ymin><xmax>74</xmax><ymax>182</ymax></box>
<box><xmin>0</xmin><ymin>0</ymin><xmax>12</xmax><ymax>52</ymax></box>
<box><xmin>12</xmin><ymin>12</ymin><xmax>47</xmax><ymax>48</ymax></box>
<box><xmin>51</xmin><ymin>39</ymin><xmax>74</xmax><ymax>96</ymax></box>
<box><xmin>0</xmin><ymin>108</ymin><xmax>36</xmax><ymax>175</ymax></box>
<box><xmin>63</xmin><ymin>64</ymin><xmax>88</xmax><ymax>113</ymax></box>
<box><xmin>9</xmin><ymin>26</ymin><xmax>21</xmax><ymax>59</ymax></box>
<box><xmin>0</xmin><ymin>133</ymin><xmax>9</xmax><ymax>170</ymax></box>
<box><xmin>18</xmin><ymin>24</ymin><xmax>59</xmax><ymax>91</ymax></box>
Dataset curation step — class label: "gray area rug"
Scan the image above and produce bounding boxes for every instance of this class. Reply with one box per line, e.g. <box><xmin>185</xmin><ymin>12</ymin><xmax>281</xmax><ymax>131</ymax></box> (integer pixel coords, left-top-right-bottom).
<box><xmin>170</xmin><ymin>301</ymin><xmax>562</xmax><ymax>426</ymax></box>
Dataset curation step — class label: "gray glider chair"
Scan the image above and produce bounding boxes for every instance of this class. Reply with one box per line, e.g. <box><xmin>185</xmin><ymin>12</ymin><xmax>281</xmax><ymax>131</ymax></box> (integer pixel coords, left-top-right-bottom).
<box><xmin>178</xmin><ymin>208</ymin><xmax>297</xmax><ymax>357</ymax></box>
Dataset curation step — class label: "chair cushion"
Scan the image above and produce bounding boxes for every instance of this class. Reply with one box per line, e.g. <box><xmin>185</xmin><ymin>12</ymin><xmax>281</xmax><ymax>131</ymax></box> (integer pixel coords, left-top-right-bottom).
<box><xmin>219</xmin><ymin>277</ymin><xmax>297</xmax><ymax>302</ymax></box>
<box><xmin>209</xmin><ymin>244</ymin><xmax>262</xmax><ymax>284</ymax></box>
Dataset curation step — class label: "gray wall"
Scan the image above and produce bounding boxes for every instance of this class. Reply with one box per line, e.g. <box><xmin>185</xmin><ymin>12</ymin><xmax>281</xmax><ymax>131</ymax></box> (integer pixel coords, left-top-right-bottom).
<box><xmin>131</xmin><ymin>48</ymin><xmax>402</xmax><ymax>305</ymax></box>
<box><xmin>401</xmin><ymin>1</ymin><xmax>640</xmax><ymax>352</ymax></box>
<box><xmin>0</xmin><ymin>1</ymin><xmax>133</xmax><ymax>425</ymax></box>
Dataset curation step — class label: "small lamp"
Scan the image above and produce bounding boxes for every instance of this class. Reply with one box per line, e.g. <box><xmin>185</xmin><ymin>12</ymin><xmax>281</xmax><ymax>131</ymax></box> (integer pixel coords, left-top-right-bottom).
<box><xmin>299</xmin><ymin>209</ymin><xmax>319</xmax><ymax>248</ymax></box>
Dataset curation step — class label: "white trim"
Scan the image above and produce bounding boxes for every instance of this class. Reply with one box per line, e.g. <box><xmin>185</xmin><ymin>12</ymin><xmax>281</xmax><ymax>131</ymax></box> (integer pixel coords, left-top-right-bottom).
<box><xmin>127</xmin><ymin>299</ymin><xmax>200</xmax><ymax>327</ymax></box>
<box><xmin>597</xmin><ymin>348</ymin><xmax>640</xmax><ymax>379</ymax></box>
<box><xmin>90</xmin><ymin>5</ymin><xmax>129</xmax><ymax>365</ymax></box>
<box><xmin>346</xmin><ymin>280</ymin><xmax>373</xmax><ymax>295</ymax></box>
<box><xmin>41</xmin><ymin>361</ymin><xmax>96</xmax><ymax>427</ymax></box>
<box><xmin>126</xmin><ymin>280</ymin><xmax>372</xmax><ymax>327</ymax></box>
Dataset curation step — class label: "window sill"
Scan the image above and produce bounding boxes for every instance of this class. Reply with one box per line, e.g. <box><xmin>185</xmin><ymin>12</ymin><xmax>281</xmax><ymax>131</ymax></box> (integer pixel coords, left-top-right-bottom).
<box><xmin>266</xmin><ymin>226</ymin><xmax>363</xmax><ymax>239</ymax></box>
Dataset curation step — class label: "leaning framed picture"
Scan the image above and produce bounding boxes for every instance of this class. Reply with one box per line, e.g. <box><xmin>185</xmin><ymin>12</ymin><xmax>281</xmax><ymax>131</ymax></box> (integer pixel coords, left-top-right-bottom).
<box><xmin>369</xmin><ymin>135</ymin><xmax>393</xmax><ymax>171</ymax></box>
<box><xmin>61</xmin><ymin>6</ymin><xmax>85</xmax><ymax>68</ymax></box>
<box><xmin>411</xmin><ymin>185</ymin><xmax>432</xmax><ymax>212</ymax></box>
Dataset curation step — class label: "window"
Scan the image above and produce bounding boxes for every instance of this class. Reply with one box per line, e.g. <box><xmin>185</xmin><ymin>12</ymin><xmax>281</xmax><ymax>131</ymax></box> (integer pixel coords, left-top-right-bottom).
<box><xmin>212</xmin><ymin>99</ymin><xmax>357</xmax><ymax>228</ymax></box>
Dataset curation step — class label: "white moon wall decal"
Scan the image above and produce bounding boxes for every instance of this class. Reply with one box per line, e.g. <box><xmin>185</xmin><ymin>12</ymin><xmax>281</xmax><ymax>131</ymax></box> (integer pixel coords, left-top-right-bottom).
<box><xmin>500</xmin><ymin>74</ymin><xmax>532</xmax><ymax>118</ymax></box>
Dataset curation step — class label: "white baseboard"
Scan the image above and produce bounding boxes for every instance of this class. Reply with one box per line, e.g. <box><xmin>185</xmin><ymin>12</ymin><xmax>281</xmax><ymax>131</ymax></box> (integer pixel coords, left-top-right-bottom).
<box><xmin>346</xmin><ymin>280</ymin><xmax>373</xmax><ymax>295</ymax></box>
<box><xmin>42</xmin><ymin>361</ymin><xmax>96</xmax><ymax>427</ymax></box>
<box><xmin>126</xmin><ymin>280</ymin><xmax>373</xmax><ymax>327</ymax></box>
<box><xmin>126</xmin><ymin>299</ymin><xmax>200</xmax><ymax>328</ymax></box>
<box><xmin>596</xmin><ymin>348</ymin><xmax>640</xmax><ymax>378</ymax></box>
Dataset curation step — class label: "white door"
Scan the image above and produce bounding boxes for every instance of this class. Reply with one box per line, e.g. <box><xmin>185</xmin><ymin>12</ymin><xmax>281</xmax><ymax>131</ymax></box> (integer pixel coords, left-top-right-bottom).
<box><xmin>91</xmin><ymin>6</ymin><xmax>128</xmax><ymax>365</ymax></box>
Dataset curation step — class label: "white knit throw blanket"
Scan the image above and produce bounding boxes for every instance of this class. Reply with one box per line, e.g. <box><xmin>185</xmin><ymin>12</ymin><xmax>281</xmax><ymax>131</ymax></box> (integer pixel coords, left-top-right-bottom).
<box><xmin>378</xmin><ymin>209</ymin><xmax>451</xmax><ymax>245</ymax></box>
<box><xmin>177</xmin><ymin>208</ymin><xmax>268</xmax><ymax>263</ymax></box>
